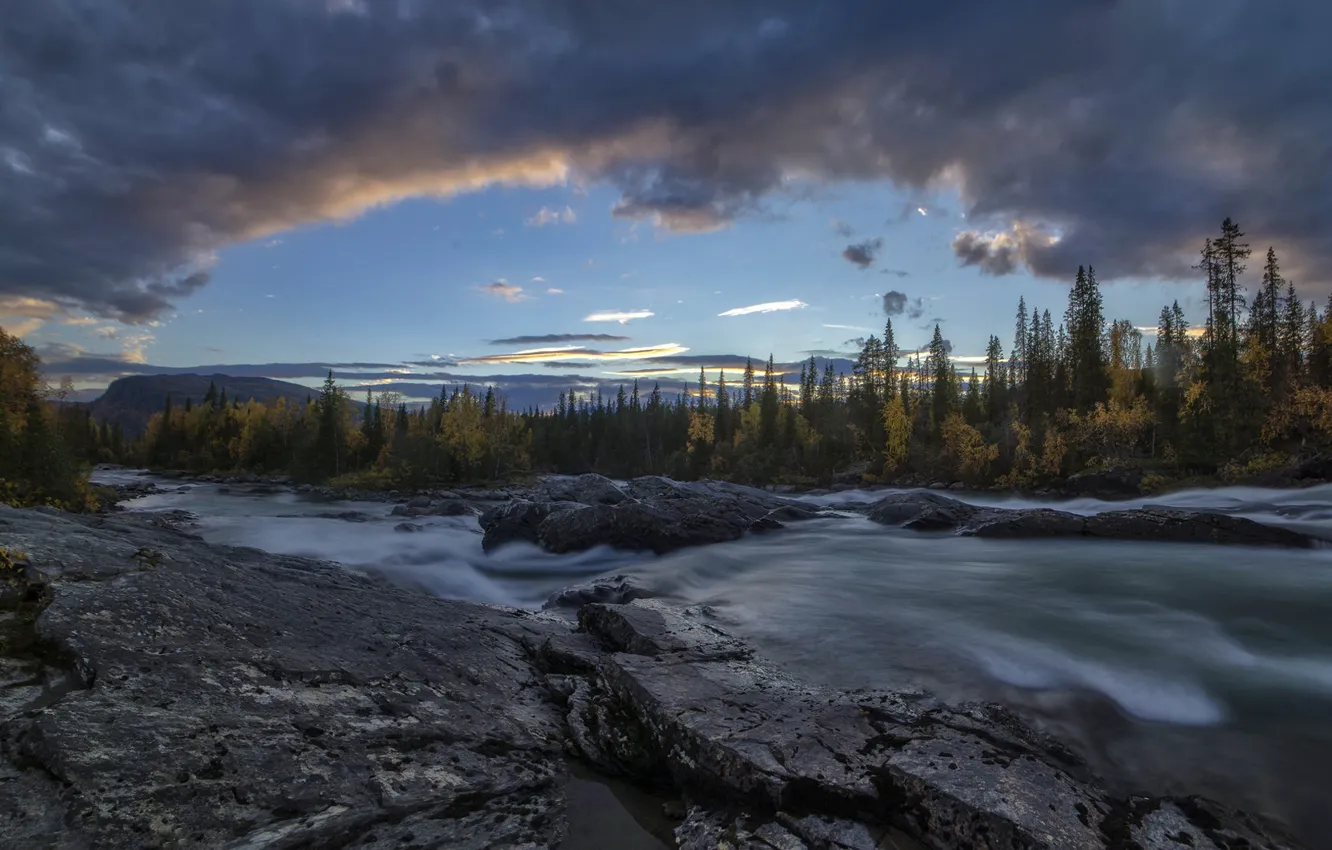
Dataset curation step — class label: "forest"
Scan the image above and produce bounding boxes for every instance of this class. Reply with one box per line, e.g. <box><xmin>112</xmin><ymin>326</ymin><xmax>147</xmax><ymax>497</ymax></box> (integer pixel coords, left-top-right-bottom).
<box><xmin>6</xmin><ymin>218</ymin><xmax>1332</xmax><ymax>504</ymax></box>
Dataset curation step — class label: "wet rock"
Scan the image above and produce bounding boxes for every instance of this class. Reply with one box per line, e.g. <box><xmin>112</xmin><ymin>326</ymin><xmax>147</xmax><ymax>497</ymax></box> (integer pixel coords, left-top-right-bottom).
<box><xmin>557</xmin><ymin>600</ymin><xmax>1301</xmax><ymax>850</ymax></box>
<box><xmin>391</xmin><ymin>500</ymin><xmax>475</xmax><ymax>519</ymax></box>
<box><xmin>864</xmin><ymin>493</ymin><xmax>1319</xmax><ymax>548</ymax></box>
<box><xmin>393</xmin><ymin>522</ymin><xmax>425</xmax><ymax>533</ymax></box>
<box><xmin>539</xmin><ymin>473</ymin><xmax>628</xmax><ymax>505</ymax></box>
<box><xmin>543</xmin><ymin>575</ymin><xmax>657</xmax><ymax>611</ymax></box>
<box><xmin>479</xmin><ymin>500</ymin><xmax>580</xmax><ymax>551</ymax></box>
<box><xmin>866</xmin><ymin>491</ymin><xmax>976</xmax><ymax>526</ymax></box>
<box><xmin>312</xmin><ymin>510</ymin><xmax>373</xmax><ymax>522</ymax></box>
<box><xmin>481</xmin><ymin>476</ymin><xmax>825</xmax><ymax>555</ymax></box>
<box><xmin>406</xmin><ymin>494</ymin><xmax>431</xmax><ymax>509</ymax></box>
<box><xmin>0</xmin><ymin>505</ymin><xmax>571</xmax><ymax>849</ymax></box>
<box><xmin>428</xmin><ymin>499</ymin><xmax>473</xmax><ymax>517</ymax></box>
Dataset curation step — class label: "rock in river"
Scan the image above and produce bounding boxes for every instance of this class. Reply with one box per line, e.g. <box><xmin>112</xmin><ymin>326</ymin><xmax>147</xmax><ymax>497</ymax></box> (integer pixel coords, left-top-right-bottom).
<box><xmin>0</xmin><ymin>504</ymin><xmax>1306</xmax><ymax>849</ymax></box>
<box><xmin>865</xmin><ymin>491</ymin><xmax>1319</xmax><ymax>548</ymax></box>
<box><xmin>481</xmin><ymin>475</ymin><xmax>825</xmax><ymax>555</ymax></box>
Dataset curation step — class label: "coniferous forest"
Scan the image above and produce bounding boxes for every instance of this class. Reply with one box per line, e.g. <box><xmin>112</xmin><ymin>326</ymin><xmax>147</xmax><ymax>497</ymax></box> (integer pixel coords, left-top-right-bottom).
<box><xmin>7</xmin><ymin>218</ymin><xmax>1332</xmax><ymax>502</ymax></box>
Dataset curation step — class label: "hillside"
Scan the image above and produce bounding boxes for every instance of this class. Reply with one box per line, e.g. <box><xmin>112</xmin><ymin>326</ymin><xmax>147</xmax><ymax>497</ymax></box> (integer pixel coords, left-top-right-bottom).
<box><xmin>89</xmin><ymin>374</ymin><xmax>329</xmax><ymax>435</ymax></box>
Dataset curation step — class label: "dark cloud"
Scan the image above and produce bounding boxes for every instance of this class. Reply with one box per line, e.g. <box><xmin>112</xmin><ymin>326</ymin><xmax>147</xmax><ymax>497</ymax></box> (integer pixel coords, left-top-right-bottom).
<box><xmin>841</xmin><ymin>238</ymin><xmax>884</xmax><ymax>269</ymax></box>
<box><xmin>951</xmin><ymin>231</ymin><xmax>1020</xmax><ymax>276</ymax></box>
<box><xmin>880</xmin><ymin>269</ymin><xmax>912</xmax><ymax>278</ymax></box>
<box><xmin>491</xmin><ymin>333</ymin><xmax>631</xmax><ymax>346</ymax></box>
<box><xmin>5</xmin><ymin>0</ymin><xmax>1329</xmax><ymax>321</ymax></box>
<box><xmin>882</xmin><ymin>291</ymin><xmax>925</xmax><ymax>320</ymax></box>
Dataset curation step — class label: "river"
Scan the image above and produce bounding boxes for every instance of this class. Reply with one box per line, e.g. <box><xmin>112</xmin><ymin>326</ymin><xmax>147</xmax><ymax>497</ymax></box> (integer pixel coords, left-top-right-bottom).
<box><xmin>95</xmin><ymin>469</ymin><xmax>1332</xmax><ymax>847</ymax></box>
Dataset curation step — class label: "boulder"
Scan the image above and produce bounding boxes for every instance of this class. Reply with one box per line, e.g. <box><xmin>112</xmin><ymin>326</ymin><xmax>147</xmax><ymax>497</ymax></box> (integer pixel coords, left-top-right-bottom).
<box><xmin>542</xmin><ymin>575</ymin><xmax>657</xmax><ymax>611</ymax></box>
<box><xmin>866</xmin><ymin>491</ymin><xmax>976</xmax><ymax>526</ymax></box>
<box><xmin>538</xmin><ymin>473</ymin><xmax>628</xmax><ymax>505</ymax></box>
<box><xmin>479</xmin><ymin>500</ymin><xmax>580</xmax><ymax>551</ymax></box>
<box><xmin>393</xmin><ymin>522</ymin><xmax>425</xmax><ymax>533</ymax></box>
<box><xmin>405</xmin><ymin>494</ymin><xmax>431</xmax><ymax>509</ymax></box>
<box><xmin>481</xmin><ymin>476</ymin><xmax>826</xmax><ymax>555</ymax></box>
<box><xmin>311</xmin><ymin>510</ymin><xmax>373</xmax><ymax>523</ymax></box>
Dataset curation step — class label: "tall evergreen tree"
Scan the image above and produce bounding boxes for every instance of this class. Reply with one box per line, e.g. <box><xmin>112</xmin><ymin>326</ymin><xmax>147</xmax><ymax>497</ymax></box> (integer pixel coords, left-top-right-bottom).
<box><xmin>1064</xmin><ymin>265</ymin><xmax>1109</xmax><ymax>411</ymax></box>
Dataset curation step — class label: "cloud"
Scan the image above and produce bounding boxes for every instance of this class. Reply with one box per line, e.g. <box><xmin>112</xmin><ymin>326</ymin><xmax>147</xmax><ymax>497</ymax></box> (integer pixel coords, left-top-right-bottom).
<box><xmin>546</xmin><ymin>288</ymin><xmax>565</xmax><ymax>295</ymax></box>
<box><xmin>584</xmin><ymin>309</ymin><xmax>654</xmax><ymax>324</ymax></box>
<box><xmin>490</xmin><ymin>333</ymin><xmax>631</xmax><ymax>346</ymax></box>
<box><xmin>461</xmin><ymin>343</ymin><xmax>687</xmax><ymax>366</ymax></box>
<box><xmin>718</xmin><ymin>299</ymin><xmax>807</xmax><ymax>317</ymax></box>
<box><xmin>880</xmin><ymin>269</ymin><xmax>912</xmax><ymax>278</ymax></box>
<box><xmin>822</xmin><ymin>323</ymin><xmax>870</xmax><ymax>331</ymax></box>
<box><xmin>526</xmin><ymin>206</ymin><xmax>578</xmax><ymax>227</ymax></box>
<box><xmin>480</xmin><ymin>280</ymin><xmax>528</xmax><ymax>303</ymax></box>
<box><xmin>0</xmin><ymin>295</ymin><xmax>78</xmax><ymax>336</ymax></box>
<box><xmin>2</xmin><ymin>1</ymin><xmax>1329</xmax><ymax>321</ymax></box>
<box><xmin>831</xmin><ymin>219</ymin><xmax>855</xmax><ymax>238</ymax></box>
<box><xmin>882</xmin><ymin>291</ymin><xmax>926</xmax><ymax>320</ymax></box>
<box><xmin>841</xmin><ymin>238</ymin><xmax>884</xmax><ymax>269</ymax></box>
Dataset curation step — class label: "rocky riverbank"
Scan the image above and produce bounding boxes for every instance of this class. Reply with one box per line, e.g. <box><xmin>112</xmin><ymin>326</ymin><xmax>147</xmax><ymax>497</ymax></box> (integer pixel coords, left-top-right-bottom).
<box><xmin>0</xmin><ymin>504</ymin><xmax>1308</xmax><ymax>848</ymax></box>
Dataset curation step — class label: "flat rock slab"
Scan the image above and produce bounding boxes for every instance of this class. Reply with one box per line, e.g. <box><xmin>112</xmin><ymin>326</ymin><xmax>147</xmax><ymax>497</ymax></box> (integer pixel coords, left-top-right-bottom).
<box><xmin>0</xmin><ymin>505</ymin><xmax>572</xmax><ymax>849</ymax></box>
<box><xmin>558</xmin><ymin>600</ymin><xmax>1303</xmax><ymax>850</ymax></box>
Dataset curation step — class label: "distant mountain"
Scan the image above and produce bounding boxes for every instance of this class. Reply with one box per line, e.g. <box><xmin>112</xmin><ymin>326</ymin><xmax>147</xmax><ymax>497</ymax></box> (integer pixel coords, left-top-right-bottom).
<box><xmin>89</xmin><ymin>374</ymin><xmax>330</xmax><ymax>435</ymax></box>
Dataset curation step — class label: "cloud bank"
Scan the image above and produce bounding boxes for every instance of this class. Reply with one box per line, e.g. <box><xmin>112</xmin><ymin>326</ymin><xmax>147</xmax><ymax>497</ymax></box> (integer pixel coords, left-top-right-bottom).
<box><xmin>2</xmin><ymin>0</ymin><xmax>1329</xmax><ymax>323</ymax></box>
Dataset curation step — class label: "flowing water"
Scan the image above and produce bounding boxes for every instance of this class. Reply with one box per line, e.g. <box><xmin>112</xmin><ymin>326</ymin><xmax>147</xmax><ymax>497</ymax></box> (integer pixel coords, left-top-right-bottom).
<box><xmin>95</xmin><ymin>469</ymin><xmax>1332</xmax><ymax>846</ymax></box>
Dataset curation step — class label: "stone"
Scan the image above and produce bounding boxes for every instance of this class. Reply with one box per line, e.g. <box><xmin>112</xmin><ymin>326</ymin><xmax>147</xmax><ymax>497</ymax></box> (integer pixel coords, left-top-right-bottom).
<box><xmin>481</xmin><ymin>476</ymin><xmax>828</xmax><ymax>555</ymax></box>
<box><xmin>543</xmin><ymin>575</ymin><xmax>657</xmax><ymax>611</ymax></box>
<box><xmin>393</xmin><ymin>522</ymin><xmax>425</xmax><ymax>533</ymax></box>
<box><xmin>406</xmin><ymin>494</ymin><xmax>431</xmax><ymax>509</ymax></box>
<box><xmin>0</xmin><ymin>505</ymin><xmax>571</xmax><ymax>849</ymax></box>
<box><xmin>556</xmin><ymin>600</ymin><xmax>1301</xmax><ymax>850</ymax></box>
<box><xmin>539</xmin><ymin>474</ymin><xmax>628</xmax><ymax>505</ymax></box>
<box><xmin>864</xmin><ymin>493</ymin><xmax>1319</xmax><ymax>548</ymax></box>
<box><xmin>479</xmin><ymin>501</ymin><xmax>581</xmax><ymax>551</ymax></box>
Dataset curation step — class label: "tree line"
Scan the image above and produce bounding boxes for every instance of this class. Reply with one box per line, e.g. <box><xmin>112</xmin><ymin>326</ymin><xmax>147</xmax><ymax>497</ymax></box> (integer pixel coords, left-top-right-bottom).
<box><xmin>7</xmin><ymin>217</ymin><xmax>1332</xmax><ymax>501</ymax></box>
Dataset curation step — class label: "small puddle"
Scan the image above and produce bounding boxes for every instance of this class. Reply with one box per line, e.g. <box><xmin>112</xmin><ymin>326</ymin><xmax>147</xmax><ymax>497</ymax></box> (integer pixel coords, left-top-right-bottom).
<box><xmin>561</xmin><ymin>760</ymin><xmax>677</xmax><ymax>850</ymax></box>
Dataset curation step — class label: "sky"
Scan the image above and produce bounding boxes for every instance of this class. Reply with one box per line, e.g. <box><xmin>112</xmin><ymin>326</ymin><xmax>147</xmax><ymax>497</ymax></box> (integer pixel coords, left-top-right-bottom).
<box><xmin>1</xmin><ymin>1</ymin><xmax>1327</xmax><ymax>408</ymax></box>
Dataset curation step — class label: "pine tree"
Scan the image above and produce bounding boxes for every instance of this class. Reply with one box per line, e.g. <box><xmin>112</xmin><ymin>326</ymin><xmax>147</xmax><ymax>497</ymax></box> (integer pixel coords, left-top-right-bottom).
<box><xmin>927</xmin><ymin>324</ymin><xmax>952</xmax><ymax>430</ymax></box>
<box><xmin>1011</xmin><ymin>296</ymin><xmax>1028</xmax><ymax>390</ymax></box>
<box><xmin>984</xmin><ymin>335</ymin><xmax>1006</xmax><ymax>423</ymax></box>
<box><xmin>882</xmin><ymin>319</ymin><xmax>899</xmax><ymax>400</ymax></box>
<box><xmin>1064</xmin><ymin>265</ymin><xmax>1109</xmax><ymax>411</ymax></box>
<box><xmin>1278</xmin><ymin>279</ymin><xmax>1304</xmax><ymax>390</ymax></box>
<box><xmin>742</xmin><ymin>358</ymin><xmax>756</xmax><ymax>408</ymax></box>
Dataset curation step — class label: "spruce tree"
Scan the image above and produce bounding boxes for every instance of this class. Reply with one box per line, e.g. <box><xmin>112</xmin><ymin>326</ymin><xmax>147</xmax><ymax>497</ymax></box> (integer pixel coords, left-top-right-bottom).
<box><xmin>742</xmin><ymin>358</ymin><xmax>756</xmax><ymax>408</ymax></box>
<box><xmin>1064</xmin><ymin>265</ymin><xmax>1109</xmax><ymax>411</ymax></box>
<box><xmin>984</xmin><ymin>335</ymin><xmax>1006</xmax><ymax>423</ymax></box>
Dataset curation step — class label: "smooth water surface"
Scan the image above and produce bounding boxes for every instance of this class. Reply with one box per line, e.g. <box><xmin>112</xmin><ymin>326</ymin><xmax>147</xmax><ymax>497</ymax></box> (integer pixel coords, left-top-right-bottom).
<box><xmin>100</xmin><ymin>470</ymin><xmax>1332</xmax><ymax>846</ymax></box>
